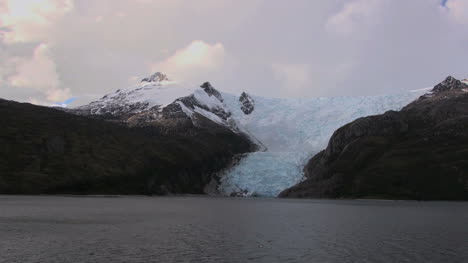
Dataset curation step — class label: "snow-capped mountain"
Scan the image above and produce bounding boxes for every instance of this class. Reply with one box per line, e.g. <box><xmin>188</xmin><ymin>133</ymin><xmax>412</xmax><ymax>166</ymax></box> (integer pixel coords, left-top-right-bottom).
<box><xmin>74</xmin><ymin>72</ymin><xmax>428</xmax><ymax>197</ymax></box>
<box><xmin>74</xmin><ymin>72</ymin><xmax>237</xmax><ymax>131</ymax></box>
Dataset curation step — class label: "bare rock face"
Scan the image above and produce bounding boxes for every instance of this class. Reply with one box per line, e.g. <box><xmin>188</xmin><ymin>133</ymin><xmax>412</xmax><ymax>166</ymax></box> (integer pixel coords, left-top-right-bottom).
<box><xmin>239</xmin><ymin>92</ymin><xmax>255</xmax><ymax>115</ymax></box>
<box><xmin>280</xmin><ymin>76</ymin><xmax>468</xmax><ymax>200</ymax></box>
<box><xmin>200</xmin><ymin>82</ymin><xmax>223</xmax><ymax>102</ymax></box>
<box><xmin>432</xmin><ymin>76</ymin><xmax>468</xmax><ymax>93</ymax></box>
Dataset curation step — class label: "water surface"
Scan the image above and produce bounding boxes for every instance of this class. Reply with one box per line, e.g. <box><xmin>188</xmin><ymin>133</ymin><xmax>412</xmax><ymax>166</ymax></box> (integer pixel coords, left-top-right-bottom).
<box><xmin>1</xmin><ymin>196</ymin><xmax>467</xmax><ymax>263</ymax></box>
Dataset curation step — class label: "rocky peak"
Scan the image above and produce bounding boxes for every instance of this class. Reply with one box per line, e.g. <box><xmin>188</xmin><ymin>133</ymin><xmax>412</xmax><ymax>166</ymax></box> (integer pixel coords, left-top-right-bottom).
<box><xmin>141</xmin><ymin>72</ymin><xmax>169</xmax><ymax>83</ymax></box>
<box><xmin>200</xmin><ymin>82</ymin><xmax>223</xmax><ymax>102</ymax></box>
<box><xmin>432</xmin><ymin>76</ymin><xmax>468</xmax><ymax>93</ymax></box>
<box><xmin>239</xmin><ymin>92</ymin><xmax>255</xmax><ymax>115</ymax></box>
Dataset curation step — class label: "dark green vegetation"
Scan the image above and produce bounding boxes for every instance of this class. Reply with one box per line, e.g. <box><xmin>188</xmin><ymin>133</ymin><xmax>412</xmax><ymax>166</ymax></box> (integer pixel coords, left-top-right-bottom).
<box><xmin>0</xmin><ymin>99</ymin><xmax>255</xmax><ymax>194</ymax></box>
<box><xmin>280</xmin><ymin>77</ymin><xmax>468</xmax><ymax>200</ymax></box>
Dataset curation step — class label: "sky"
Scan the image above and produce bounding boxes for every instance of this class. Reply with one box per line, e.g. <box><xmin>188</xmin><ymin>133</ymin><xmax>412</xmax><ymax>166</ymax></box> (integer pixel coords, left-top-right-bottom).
<box><xmin>0</xmin><ymin>0</ymin><xmax>467</xmax><ymax>107</ymax></box>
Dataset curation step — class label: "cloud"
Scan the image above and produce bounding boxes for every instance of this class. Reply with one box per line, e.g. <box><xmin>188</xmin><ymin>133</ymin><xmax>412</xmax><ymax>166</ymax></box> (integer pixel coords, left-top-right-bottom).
<box><xmin>150</xmin><ymin>40</ymin><xmax>226</xmax><ymax>82</ymax></box>
<box><xmin>325</xmin><ymin>0</ymin><xmax>383</xmax><ymax>36</ymax></box>
<box><xmin>445</xmin><ymin>0</ymin><xmax>468</xmax><ymax>24</ymax></box>
<box><xmin>271</xmin><ymin>63</ymin><xmax>311</xmax><ymax>97</ymax></box>
<box><xmin>0</xmin><ymin>0</ymin><xmax>74</xmax><ymax>44</ymax></box>
<box><xmin>8</xmin><ymin>43</ymin><xmax>71</xmax><ymax>104</ymax></box>
<box><xmin>0</xmin><ymin>0</ymin><xmax>467</xmax><ymax>105</ymax></box>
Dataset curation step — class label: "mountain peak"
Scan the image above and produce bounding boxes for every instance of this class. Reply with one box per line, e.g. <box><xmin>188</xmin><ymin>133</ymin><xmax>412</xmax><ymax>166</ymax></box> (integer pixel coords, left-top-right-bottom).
<box><xmin>141</xmin><ymin>72</ymin><xmax>169</xmax><ymax>83</ymax></box>
<box><xmin>432</xmin><ymin>76</ymin><xmax>468</xmax><ymax>93</ymax></box>
<box><xmin>200</xmin><ymin>82</ymin><xmax>223</xmax><ymax>102</ymax></box>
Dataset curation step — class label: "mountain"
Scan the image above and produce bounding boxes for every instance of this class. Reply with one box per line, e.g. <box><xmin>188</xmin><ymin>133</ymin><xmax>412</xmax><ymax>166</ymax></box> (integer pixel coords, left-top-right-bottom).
<box><xmin>72</xmin><ymin>73</ymin><xmax>239</xmax><ymax>132</ymax></box>
<box><xmin>72</xmin><ymin>73</ymin><xmax>428</xmax><ymax>197</ymax></box>
<box><xmin>0</xmin><ymin>94</ymin><xmax>255</xmax><ymax>194</ymax></box>
<box><xmin>4</xmin><ymin>70</ymin><xmax>456</xmax><ymax>198</ymax></box>
<box><xmin>280</xmin><ymin>76</ymin><xmax>468</xmax><ymax>200</ymax></box>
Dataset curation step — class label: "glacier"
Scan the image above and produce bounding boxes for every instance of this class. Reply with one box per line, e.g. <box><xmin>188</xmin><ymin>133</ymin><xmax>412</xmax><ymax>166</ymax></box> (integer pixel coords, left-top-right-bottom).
<box><xmin>218</xmin><ymin>90</ymin><xmax>428</xmax><ymax>197</ymax></box>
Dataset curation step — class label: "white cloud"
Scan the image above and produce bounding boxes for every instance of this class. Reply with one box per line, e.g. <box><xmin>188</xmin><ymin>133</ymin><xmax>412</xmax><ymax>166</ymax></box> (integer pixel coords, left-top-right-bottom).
<box><xmin>325</xmin><ymin>0</ymin><xmax>383</xmax><ymax>36</ymax></box>
<box><xmin>8</xmin><ymin>43</ymin><xmax>71</xmax><ymax>104</ymax></box>
<box><xmin>271</xmin><ymin>63</ymin><xmax>311</xmax><ymax>97</ymax></box>
<box><xmin>0</xmin><ymin>0</ymin><xmax>74</xmax><ymax>44</ymax></box>
<box><xmin>446</xmin><ymin>0</ymin><xmax>468</xmax><ymax>24</ymax></box>
<box><xmin>150</xmin><ymin>40</ymin><xmax>226</xmax><ymax>82</ymax></box>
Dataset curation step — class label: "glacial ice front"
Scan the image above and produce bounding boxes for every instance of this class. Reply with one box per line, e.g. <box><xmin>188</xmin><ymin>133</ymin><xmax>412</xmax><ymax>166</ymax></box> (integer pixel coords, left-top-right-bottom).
<box><xmin>219</xmin><ymin>90</ymin><xmax>428</xmax><ymax>197</ymax></box>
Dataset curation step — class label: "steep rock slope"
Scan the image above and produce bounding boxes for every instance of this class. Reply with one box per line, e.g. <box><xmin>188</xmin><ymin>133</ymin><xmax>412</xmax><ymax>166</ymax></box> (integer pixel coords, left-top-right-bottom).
<box><xmin>280</xmin><ymin>77</ymin><xmax>468</xmax><ymax>200</ymax></box>
<box><xmin>0</xmin><ymin>98</ymin><xmax>255</xmax><ymax>194</ymax></box>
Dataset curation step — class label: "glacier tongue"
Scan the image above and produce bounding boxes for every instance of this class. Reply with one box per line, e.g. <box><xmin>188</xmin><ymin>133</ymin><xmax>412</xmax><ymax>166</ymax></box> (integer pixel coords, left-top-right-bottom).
<box><xmin>219</xmin><ymin>90</ymin><xmax>427</xmax><ymax>197</ymax></box>
<box><xmin>219</xmin><ymin>151</ymin><xmax>308</xmax><ymax>197</ymax></box>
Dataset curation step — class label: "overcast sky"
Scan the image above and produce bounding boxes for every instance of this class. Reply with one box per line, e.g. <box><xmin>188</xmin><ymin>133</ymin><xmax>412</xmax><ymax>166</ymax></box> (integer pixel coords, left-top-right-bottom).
<box><xmin>0</xmin><ymin>0</ymin><xmax>467</xmax><ymax>106</ymax></box>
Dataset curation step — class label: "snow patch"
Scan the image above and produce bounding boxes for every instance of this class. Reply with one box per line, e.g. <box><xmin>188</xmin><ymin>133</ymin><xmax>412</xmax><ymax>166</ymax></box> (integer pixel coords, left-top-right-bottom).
<box><xmin>410</xmin><ymin>87</ymin><xmax>433</xmax><ymax>93</ymax></box>
<box><xmin>192</xmin><ymin>106</ymin><xmax>225</xmax><ymax>125</ymax></box>
<box><xmin>131</xmin><ymin>82</ymin><xmax>197</xmax><ymax>109</ymax></box>
<box><xmin>176</xmin><ymin>101</ymin><xmax>194</xmax><ymax>117</ymax></box>
<box><xmin>193</xmin><ymin>89</ymin><xmax>227</xmax><ymax>112</ymax></box>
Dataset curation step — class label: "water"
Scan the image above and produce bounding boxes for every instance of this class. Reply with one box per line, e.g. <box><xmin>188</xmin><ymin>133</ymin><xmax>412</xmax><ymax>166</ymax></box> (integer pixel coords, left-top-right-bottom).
<box><xmin>1</xmin><ymin>196</ymin><xmax>467</xmax><ymax>263</ymax></box>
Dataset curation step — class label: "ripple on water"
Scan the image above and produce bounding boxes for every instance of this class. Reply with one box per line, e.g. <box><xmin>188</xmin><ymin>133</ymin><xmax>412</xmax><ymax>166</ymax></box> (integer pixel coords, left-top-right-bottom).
<box><xmin>0</xmin><ymin>196</ymin><xmax>467</xmax><ymax>263</ymax></box>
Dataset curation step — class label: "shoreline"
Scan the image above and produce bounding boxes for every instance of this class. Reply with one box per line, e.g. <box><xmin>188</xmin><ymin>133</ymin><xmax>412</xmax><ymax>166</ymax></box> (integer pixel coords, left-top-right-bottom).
<box><xmin>0</xmin><ymin>194</ymin><xmax>467</xmax><ymax>202</ymax></box>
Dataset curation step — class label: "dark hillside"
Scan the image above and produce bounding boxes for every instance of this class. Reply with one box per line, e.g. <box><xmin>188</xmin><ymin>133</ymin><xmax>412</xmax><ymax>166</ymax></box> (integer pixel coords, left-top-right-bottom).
<box><xmin>280</xmin><ymin>77</ymin><xmax>468</xmax><ymax>200</ymax></box>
